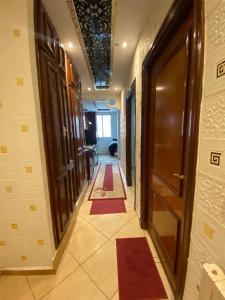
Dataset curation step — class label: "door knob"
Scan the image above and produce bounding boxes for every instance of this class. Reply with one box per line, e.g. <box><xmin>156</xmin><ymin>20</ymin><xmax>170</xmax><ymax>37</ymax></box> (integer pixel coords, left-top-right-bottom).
<box><xmin>173</xmin><ymin>173</ymin><xmax>184</xmax><ymax>180</ymax></box>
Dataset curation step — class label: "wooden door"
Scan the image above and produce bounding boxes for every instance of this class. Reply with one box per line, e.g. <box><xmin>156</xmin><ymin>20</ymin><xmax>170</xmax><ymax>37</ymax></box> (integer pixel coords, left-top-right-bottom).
<box><xmin>39</xmin><ymin>50</ymin><xmax>71</xmax><ymax>242</ymax></box>
<box><xmin>144</xmin><ymin>8</ymin><xmax>198</xmax><ymax>295</ymax></box>
<box><xmin>69</xmin><ymin>87</ymin><xmax>85</xmax><ymax>193</ymax></box>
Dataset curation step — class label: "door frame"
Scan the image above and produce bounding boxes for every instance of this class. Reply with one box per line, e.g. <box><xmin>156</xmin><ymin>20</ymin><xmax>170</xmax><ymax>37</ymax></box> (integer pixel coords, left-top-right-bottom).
<box><xmin>126</xmin><ymin>80</ymin><xmax>136</xmax><ymax>187</ymax></box>
<box><xmin>140</xmin><ymin>0</ymin><xmax>204</xmax><ymax>299</ymax></box>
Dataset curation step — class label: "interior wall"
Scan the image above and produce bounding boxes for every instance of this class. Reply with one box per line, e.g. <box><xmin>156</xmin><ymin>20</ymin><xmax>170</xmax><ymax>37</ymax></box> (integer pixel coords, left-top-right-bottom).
<box><xmin>120</xmin><ymin>0</ymin><xmax>225</xmax><ymax>299</ymax></box>
<box><xmin>183</xmin><ymin>1</ymin><xmax>225</xmax><ymax>298</ymax></box>
<box><xmin>0</xmin><ymin>0</ymin><xmax>55</xmax><ymax>269</ymax></box>
<box><xmin>120</xmin><ymin>0</ymin><xmax>173</xmax><ymax>215</ymax></box>
<box><xmin>97</xmin><ymin>111</ymin><xmax>118</xmax><ymax>154</ymax></box>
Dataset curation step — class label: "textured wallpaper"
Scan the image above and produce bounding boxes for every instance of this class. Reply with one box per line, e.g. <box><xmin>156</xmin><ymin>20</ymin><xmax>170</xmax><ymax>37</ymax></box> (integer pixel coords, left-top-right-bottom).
<box><xmin>183</xmin><ymin>0</ymin><xmax>225</xmax><ymax>298</ymax></box>
<box><xmin>0</xmin><ymin>0</ymin><xmax>55</xmax><ymax>269</ymax></box>
<box><xmin>120</xmin><ymin>0</ymin><xmax>225</xmax><ymax>298</ymax></box>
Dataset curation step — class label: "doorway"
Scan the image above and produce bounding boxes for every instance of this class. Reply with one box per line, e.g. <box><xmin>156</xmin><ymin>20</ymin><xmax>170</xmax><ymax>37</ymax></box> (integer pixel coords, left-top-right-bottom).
<box><xmin>140</xmin><ymin>0</ymin><xmax>204</xmax><ymax>299</ymax></box>
<box><xmin>126</xmin><ymin>81</ymin><xmax>136</xmax><ymax>187</ymax></box>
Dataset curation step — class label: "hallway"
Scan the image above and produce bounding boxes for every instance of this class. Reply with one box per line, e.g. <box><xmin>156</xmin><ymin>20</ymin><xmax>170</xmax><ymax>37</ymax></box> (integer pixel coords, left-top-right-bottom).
<box><xmin>0</xmin><ymin>165</ymin><xmax>173</xmax><ymax>300</ymax></box>
<box><xmin>1</xmin><ymin>0</ymin><xmax>225</xmax><ymax>299</ymax></box>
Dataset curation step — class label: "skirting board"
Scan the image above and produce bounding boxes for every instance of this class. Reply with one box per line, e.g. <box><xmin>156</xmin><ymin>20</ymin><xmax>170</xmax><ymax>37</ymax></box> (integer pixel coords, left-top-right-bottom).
<box><xmin>1</xmin><ymin>182</ymin><xmax>89</xmax><ymax>276</ymax></box>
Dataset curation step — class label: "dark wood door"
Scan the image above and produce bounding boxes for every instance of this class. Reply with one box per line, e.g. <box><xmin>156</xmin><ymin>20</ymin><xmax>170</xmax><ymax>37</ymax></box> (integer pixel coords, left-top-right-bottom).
<box><xmin>69</xmin><ymin>87</ymin><xmax>85</xmax><ymax>193</ymax></box>
<box><xmin>147</xmin><ymin>11</ymin><xmax>194</xmax><ymax>292</ymax></box>
<box><xmin>39</xmin><ymin>50</ymin><xmax>71</xmax><ymax>242</ymax></box>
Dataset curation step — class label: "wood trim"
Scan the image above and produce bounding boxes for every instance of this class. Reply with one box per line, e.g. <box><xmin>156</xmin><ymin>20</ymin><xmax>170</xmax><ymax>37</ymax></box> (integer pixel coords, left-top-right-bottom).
<box><xmin>0</xmin><ymin>183</ymin><xmax>88</xmax><ymax>276</ymax></box>
<box><xmin>140</xmin><ymin>0</ymin><xmax>204</xmax><ymax>299</ymax></box>
<box><xmin>126</xmin><ymin>80</ymin><xmax>136</xmax><ymax>187</ymax></box>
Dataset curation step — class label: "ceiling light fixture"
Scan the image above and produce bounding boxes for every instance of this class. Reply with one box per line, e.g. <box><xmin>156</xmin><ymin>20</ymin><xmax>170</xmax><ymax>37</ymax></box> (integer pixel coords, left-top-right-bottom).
<box><xmin>87</xmin><ymin>87</ymin><xmax>91</xmax><ymax>91</ymax></box>
<box><xmin>122</xmin><ymin>42</ymin><xmax>127</xmax><ymax>48</ymax></box>
<box><xmin>68</xmin><ymin>43</ymin><xmax>74</xmax><ymax>49</ymax></box>
<box><xmin>114</xmin><ymin>87</ymin><xmax>118</xmax><ymax>91</ymax></box>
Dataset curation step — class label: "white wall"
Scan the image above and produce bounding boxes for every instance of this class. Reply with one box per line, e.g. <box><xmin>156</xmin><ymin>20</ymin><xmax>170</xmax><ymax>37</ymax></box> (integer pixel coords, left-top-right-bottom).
<box><xmin>120</xmin><ymin>0</ymin><xmax>173</xmax><ymax>215</ymax></box>
<box><xmin>0</xmin><ymin>0</ymin><xmax>55</xmax><ymax>269</ymax></box>
<box><xmin>183</xmin><ymin>0</ymin><xmax>225</xmax><ymax>298</ymax></box>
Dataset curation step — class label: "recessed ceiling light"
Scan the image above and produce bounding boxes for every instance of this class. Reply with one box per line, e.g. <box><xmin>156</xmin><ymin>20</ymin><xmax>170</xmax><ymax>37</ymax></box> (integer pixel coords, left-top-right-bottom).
<box><xmin>68</xmin><ymin>43</ymin><xmax>74</xmax><ymax>49</ymax></box>
<box><xmin>114</xmin><ymin>87</ymin><xmax>118</xmax><ymax>91</ymax></box>
<box><xmin>87</xmin><ymin>87</ymin><xmax>91</xmax><ymax>91</ymax></box>
<box><xmin>122</xmin><ymin>42</ymin><xmax>127</xmax><ymax>48</ymax></box>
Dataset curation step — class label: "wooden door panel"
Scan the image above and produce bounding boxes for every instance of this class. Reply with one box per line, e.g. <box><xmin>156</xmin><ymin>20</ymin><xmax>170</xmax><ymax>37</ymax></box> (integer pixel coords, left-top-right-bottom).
<box><xmin>56</xmin><ymin>174</ymin><xmax>70</xmax><ymax>236</ymax></box>
<box><xmin>40</xmin><ymin>50</ymin><xmax>71</xmax><ymax>241</ymax></box>
<box><xmin>39</xmin><ymin>5</ymin><xmax>59</xmax><ymax>60</ymax></box>
<box><xmin>152</xmin><ymin>193</ymin><xmax>180</xmax><ymax>272</ymax></box>
<box><xmin>153</xmin><ymin>39</ymin><xmax>189</xmax><ymax>195</ymax></box>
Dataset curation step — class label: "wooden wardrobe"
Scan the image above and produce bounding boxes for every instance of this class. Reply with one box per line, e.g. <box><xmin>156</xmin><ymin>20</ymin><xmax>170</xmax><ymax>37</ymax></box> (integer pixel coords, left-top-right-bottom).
<box><xmin>35</xmin><ymin>1</ymin><xmax>86</xmax><ymax>247</ymax></box>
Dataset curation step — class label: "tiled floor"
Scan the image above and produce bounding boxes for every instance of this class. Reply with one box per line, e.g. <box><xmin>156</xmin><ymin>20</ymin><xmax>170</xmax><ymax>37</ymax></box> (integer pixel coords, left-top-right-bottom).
<box><xmin>98</xmin><ymin>154</ymin><xmax>118</xmax><ymax>162</ymax></box>
<box><xmin>0</xmin><ymin>167</ymin><xmax>174</xmax><ymax>300</ymax></box>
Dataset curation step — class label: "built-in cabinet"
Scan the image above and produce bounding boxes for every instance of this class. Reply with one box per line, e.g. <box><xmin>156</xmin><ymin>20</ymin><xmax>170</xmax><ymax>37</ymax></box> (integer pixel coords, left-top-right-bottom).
<box><xmin>35</xmin><ymin>1</ymin><xmax>86</xmax><ymax>247</ymax></box>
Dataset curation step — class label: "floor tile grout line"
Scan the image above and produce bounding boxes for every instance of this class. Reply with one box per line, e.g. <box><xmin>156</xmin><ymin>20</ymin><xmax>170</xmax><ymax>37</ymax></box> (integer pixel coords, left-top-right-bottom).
<box><xmin>67</xmin><ymin>239</ymin><xmax>110</xmax><ymax>267</ymax></box>
<box><xmin>80</xmin><ymin>214</ymin><xmax>131</xmax><ymax>240</ymax></box>
<box><xmin>25</xmin><ymin>276</ymin><xmax>36</xmax><ymax>300</ymax></box>
<box><xmin>110</xmin><ymin>289</ymin><xmax>118</xmax><ymax>299</ymax></box>
<box><xmin>79</xmin><ymin>264</ymin><xmax>112</xmax><ymax>300</ymax></box>
<box><xmin>37</xmin><ymin>265</ymin><xmax>80</xmax><ymax>300</ymax></box>
<box><xmin>68</xmin><ymin>244</ymin><xmax>113</xmax><ymax>299</ymax></box>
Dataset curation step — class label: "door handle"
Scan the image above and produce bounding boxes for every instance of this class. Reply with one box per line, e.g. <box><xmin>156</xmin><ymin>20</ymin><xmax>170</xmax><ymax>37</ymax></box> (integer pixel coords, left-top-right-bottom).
<box><xmin>173</xmin><ymin>173</ymin><xmax>184</xmax><ymax>180</ymax></box>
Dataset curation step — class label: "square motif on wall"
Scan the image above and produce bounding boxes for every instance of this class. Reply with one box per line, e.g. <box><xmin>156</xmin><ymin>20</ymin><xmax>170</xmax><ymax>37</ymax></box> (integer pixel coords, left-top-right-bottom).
<box><xmin>21</xmin><ymin>124</ymin><xmax>29</xmax><ymax>133</ymax></box>
<box><xmin>25</xmin><ymin>166</ymin><xmax>32</xmax><ymax>173</ymax></box>
<box><xmin>217</xmin><ymin>60</ymin><xmax>225</xmax><ymax>78</ymax></box>
<box><xmin>210</xmin><ymin>152</ymin><xmax>221</xmax><ymax>166</ymax></box>
<box><xmin>5</xmin><ymin>186</ymin><xmax>13</xmax><ymax>193</ymax></box>
<box><xmin>0</xmin><ymin>146</ymin><xmax>8</xmax><ymax>154</ymax></box>
<box><xmin>13</xmin><ymin>29</ymin><xmax>21</xmax><ymax>37</ymax></box>
<box><xmin>16</xmin><ymin>78</ymin><xmax>24</xmax><ymax>86</ymax></box>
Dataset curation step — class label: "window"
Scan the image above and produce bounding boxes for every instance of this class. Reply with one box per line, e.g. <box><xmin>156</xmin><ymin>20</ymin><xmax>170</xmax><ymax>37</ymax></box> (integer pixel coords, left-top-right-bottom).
<box><xmin>96</xmin><ymin>114</ymin><xmax>111</xmax><ymax>138</ymax></box>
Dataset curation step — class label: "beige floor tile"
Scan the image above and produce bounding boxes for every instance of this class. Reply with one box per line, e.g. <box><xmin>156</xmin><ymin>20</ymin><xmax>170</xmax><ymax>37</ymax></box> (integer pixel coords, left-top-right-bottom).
<box><xmin>111</xmin><ymin>291</ymin><xmax>119</xmax><ymax>300</ymax></box>
<box><xmin>90</xmin><ymin>214</ymin><xmax>127</xmax><ymax>238</ymax></box>
<box><xmin>0</xmin><ymin>276</ymin><xmax>34</xmax><ymax>300</ymax></box>
<box><xmin>155</xmin><ymin>263</ymin><xmax>174</xmax><ymax>300</ymax></box>
<box><xmin>67</xmin><ymin>221</ymin><xmax>107</xmax><ymax>264</ymax></box>
<box><xmin>42</xmin><ymin>267</ymin><xmax>107</xmax><ymax>300</ymax></box>
<box><xmin>144</xmin><ymin>232</ymin><xmax>160</xmax><ymax>260</ymax></box>
<box><xmin>82</xmin><ymin>241</ymin><xmax>118</xmax><ymax>298</ymax></box>
<box><xmin>111</xmin><ymin>220</ymin><xmax>146</xmax><ymax>243</ymax></box>
<box><xmin>27</xmin><ymin>250</ymin><xmax>78</xmax><ymax>299</ymax></box>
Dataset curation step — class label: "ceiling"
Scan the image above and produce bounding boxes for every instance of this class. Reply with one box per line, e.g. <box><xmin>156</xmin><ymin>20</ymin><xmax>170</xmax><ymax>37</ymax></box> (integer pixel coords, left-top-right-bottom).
<box><xmin>83</xmin><ymin>100</ymin><xmax>118</xmax><ymax>112</ymax></box>
<box><xmin>42</xmin><ymin>0</ymin><xmax>152</xmax><ymax>99</ymax></box>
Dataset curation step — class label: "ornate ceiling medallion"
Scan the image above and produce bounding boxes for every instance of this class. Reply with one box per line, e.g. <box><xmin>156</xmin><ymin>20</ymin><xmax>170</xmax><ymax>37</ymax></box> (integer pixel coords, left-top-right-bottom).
<box><xmin>67</xmin><ymin>0</ymin><xmax>116</xmax><ymax>90</ymax></box>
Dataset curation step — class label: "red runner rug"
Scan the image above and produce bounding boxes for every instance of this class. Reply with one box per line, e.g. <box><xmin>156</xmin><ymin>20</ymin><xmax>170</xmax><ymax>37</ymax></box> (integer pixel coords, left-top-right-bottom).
<box><xmin>90</xmin><ymin>199</ymin><xmax>126</xmax><ymax>215</ymax></box>
<box><xmin>89</xmin><ymin>163</ymin><xmax>126</xmax><ymax>201</ymax></box>
<box><xmin>103</xmin><ymin>164</ymin><xmax>114</xmax><ymax>191</ymax></box>
<box><xmin>116</xmin><ymin>237</ymin><xmax>167</xmax><ymax>300</ymax></box>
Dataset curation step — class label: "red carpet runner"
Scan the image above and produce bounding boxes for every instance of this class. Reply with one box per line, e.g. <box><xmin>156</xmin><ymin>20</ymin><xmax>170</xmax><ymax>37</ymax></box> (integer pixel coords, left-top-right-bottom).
<box><xmin>90</xmin><ymin>199</ymin><xmax>126</xmax><ymax>215</ymax></box>
<box><xmin>116</xmin><ymin>237</ymin><xmax>167</xmax><ymax>300</ymax></box>
<box><xmin>103</xmin><ymin>164</ymin><xmax>114</xmax><ymax>191</ymax></box>
<box><xmin>89</xmin><ymin>163</ymin><xmax>126</xmax><ymax>214</ymax></box>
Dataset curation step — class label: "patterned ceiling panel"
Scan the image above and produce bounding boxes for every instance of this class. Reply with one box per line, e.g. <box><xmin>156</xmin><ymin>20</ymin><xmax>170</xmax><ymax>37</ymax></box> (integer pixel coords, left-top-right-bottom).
<box><xmin>73</xmin><ymin>0</ymin><xmax>112</xmax><ymax>89</ymax></box>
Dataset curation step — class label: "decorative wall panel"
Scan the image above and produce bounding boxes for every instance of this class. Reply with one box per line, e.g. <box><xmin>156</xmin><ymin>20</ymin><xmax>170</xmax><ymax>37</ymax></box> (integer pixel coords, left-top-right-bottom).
<box><xmin>67</xmin><ymin>0</ymin><xmax>116</xmax><ymax>89</ymax></box>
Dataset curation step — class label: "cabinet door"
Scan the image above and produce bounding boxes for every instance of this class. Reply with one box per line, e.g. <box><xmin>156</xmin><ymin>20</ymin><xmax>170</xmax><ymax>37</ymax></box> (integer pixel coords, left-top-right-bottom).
<box><xmin>40</xmin><ymin>50</ymin><xmax>71</xmax><ymax>242</ymax></box>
